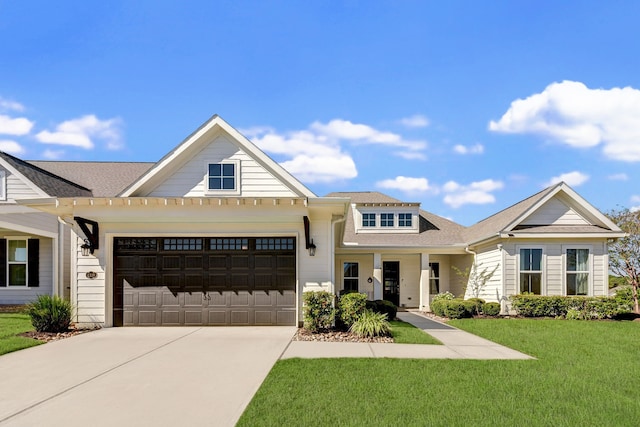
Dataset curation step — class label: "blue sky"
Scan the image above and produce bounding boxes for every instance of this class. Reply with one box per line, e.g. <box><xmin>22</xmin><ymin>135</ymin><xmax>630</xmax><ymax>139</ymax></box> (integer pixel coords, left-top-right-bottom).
<box><xmin>2</xmin><ymin>1</ymin><xmax>640</xmax><ymax>225</ymax></box>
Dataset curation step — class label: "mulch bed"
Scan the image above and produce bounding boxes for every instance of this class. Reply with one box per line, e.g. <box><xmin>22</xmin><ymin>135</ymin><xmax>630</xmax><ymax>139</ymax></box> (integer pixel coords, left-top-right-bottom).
<box><xmin>19</xmin><ymin>327</ymin><xmax>99</xmax><ymax>343</ymax></box>
<box><xmin>293</xmin><ymin>328</ymin><xmax>394</xmax><ymax>343</ymax></box>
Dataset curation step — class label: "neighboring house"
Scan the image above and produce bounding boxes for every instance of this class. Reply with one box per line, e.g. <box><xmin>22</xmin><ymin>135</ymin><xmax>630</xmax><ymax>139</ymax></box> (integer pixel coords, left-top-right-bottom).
<box><xmin>7</xmin><ymin>115</ymin><xmax>624</xmax><ymax>326</ymax></box>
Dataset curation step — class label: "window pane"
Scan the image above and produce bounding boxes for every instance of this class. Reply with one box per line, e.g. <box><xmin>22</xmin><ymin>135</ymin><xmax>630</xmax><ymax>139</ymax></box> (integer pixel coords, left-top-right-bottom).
<box><xmin>209</xmin><ymin>164</ymin><xmax>221</xmax><ymax>176</ymax></box>
<box><xmin>209</xmin><ymin>178</ymin><xmax>222</xmax><ymax>189</ymax></box>
<box><xmin>577</xmin><ymin>249</ymin><xmax>589</xmax><ymax>271</ymax></box>
<box><xmin>222</xmin><ymin>177</ymin><xmax>235</xmax><ymax>189</ymax></box>
<box><xmin>344</xmin><ymin>262</ymin><xmax>358</xmax><ymax>278</ymax></box>
<box><xmin>222</xmin><ymin>164</ymin><xmax>235</xmax><ymax>176</ymax></box>
<box><xmin>567</xmin><ymin>249</ymin><xmax>577</xmax><ymax>271</ymax></box>
<box><xmin>9</xmin><ymin>240</ymin><xmax>27</xmax><ymax>262</ymax></box>
<box><xmin>520</xmin><ymin>249</ymin><xmax>530</xmax><ymax>271</ymax></box>
<box><xmin>9</xmin><ymin>264</ymin><xmax>26</xmax><ymax>286</ymax></box>
<box><xmin>531</xmin><ymin>249</ymin><xmax>542</xmax><ymax>270</ymax></box>
<box><xmin>344</xmin><ymin>278</ymin><xmax>359</xmax><ymax>291</ymax></box>
<box><xmin>520</xmin><ymin>273</ymin><xmax>541</xmax><ymax>294</ymax></box>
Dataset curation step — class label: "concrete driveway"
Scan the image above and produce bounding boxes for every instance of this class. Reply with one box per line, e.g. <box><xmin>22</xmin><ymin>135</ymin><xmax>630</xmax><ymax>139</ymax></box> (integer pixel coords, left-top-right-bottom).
<box><xmin>0</xmin><ymin>327</ymin><xmax>296</xmax><ymax>427</ymax></box>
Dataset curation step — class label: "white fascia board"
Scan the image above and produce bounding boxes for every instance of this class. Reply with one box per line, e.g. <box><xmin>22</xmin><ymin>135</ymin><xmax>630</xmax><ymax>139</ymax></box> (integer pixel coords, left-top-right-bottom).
<box><xmin>499</xmin><ymin>232</ymin><xmax>627</xmax><ymax>239</ymax></box>
<box><xmin>0</xmin><ymin>158</ymin><xmax>50</xmax><ymax>198</ymax></box>
<box><xmin>0</xmin><ymin>220</ymin><xmax>58</xmax><ymax>238</ymax></box>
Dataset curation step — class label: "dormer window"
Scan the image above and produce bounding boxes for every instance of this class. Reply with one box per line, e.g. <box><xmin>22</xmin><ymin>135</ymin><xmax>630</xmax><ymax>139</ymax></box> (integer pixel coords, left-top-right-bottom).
<box><xmin>398</xmin><ymin>213</ymin><xmax>412</xmax><ymax>227</ymax></box>
<box><xmin>208</xmin><ymin>163</ymin><xmax>236</xmax><ymax>191</ymax></box>
<box><xmin>381</xmin><ymin>213</ymin><xmax>394</xmax><ymax>227</ymax></box>
<box><xmin>362</xmin><ymin>213</ymin><xmax>376</xmax><ymax>227</ymax></box>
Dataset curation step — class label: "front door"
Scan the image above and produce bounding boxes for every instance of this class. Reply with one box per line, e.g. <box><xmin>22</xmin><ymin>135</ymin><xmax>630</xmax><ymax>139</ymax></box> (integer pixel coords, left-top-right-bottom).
<box><xmin>383</xmin><ymin>261</ymin><xmax>400</xmax><ymax>306</ymax></box>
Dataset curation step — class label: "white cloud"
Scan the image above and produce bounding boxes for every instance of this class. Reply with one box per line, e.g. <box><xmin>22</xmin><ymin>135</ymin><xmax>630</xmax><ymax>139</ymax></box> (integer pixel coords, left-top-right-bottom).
<box><xmin>399</xmin><ymin>114</ymin><xmax>430</xmax><ymax>128</ymax></box>
<box><xmin>453</xmin><ymin>144</ymin><xmax>484</xmax><ymax>155</ymax></box>
<box><xmin>0</xmin><ymin>98</ymin><xmax>25</xmax><ymax>112</ymax></box>
<box><xmin>442</xmin><ymin>179</ymin><xmax>504</xmax><ymax>208</ymax></box>
<box><xmin>0</xmin><ymin>115</ymin><xmax>33</xmax><ymax>136</ymax></box>
<box><xmin>35</xmin><ymin>115</ymin><xmax>123</xmax><ymax>150</ymax></box>
<box><xmin>631</xmin><ymin>197</ymin><xmax>640</xmax><ymax>212</ymax></box>
<box><xmin>376</xmin><ymin>176</ymin><xmax>432</xmax><ymax>193</ymax></box>
<box><xmin>42</xmin><ymin>149</ymin><xmax>65</xmax><ymax>160</ymax></box>
<box><xmin>0</xmin><ymin>140</ymin><xmax>25</xmax><ymax>155</ymax></box>
<box><xmin>244</xmin><ymin>118</ymin><xmax>428</xmax><ymax>183</ymax></box>
<box><xmin>489</xmin><ymin>80</ymin><xmax>640</xmax><ymax>161</ymax></box>
<box><xmin>608</xmin><ymin>173</ymin><xmax>629</xmax><ymax>181</ymax></box>
<box><xmin>543</xmin><ymin>171</ymin><xmax>589</xmax><ymax>187</ymax></box>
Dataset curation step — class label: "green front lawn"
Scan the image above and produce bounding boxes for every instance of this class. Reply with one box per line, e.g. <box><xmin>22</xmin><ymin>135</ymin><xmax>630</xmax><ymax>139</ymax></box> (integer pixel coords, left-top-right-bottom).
<box><xmin>0</xmin><ymin>313</ymin><xmax>42</xmax><ymax>355</ymax></box>
<box><xmin>239</xmin><ymin>319</ymin><xmax>640</xmax><ymax>426</ymax></box>
<box><xmin>389</xmin><ymin>320</ymin><xmax>441</xmax><ymax>344</ymax></box>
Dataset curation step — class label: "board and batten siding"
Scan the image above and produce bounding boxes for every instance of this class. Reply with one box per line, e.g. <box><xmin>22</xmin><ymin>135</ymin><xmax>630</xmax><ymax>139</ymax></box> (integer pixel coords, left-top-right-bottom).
<box><xmin>0</xmin><ymin>237</ymin><xmax>54</xmax><ymax>304</ymax></box>
<box><xmin>147</xmin><ymin>135</ymin><xmax>298</xmax><ymax>198</ymax></box>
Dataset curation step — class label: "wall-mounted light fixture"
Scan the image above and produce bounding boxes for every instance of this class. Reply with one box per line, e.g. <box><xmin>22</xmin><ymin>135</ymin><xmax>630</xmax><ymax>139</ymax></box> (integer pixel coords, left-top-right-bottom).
<box><xmin>308</xmin><ymin>239</ymin><xmax>316</xmax><ymax>256</ymax></box>
<box><xmin>80</xmin><ymin>239</ymin><xmax>93</xmax><ymax>256</ymax></box>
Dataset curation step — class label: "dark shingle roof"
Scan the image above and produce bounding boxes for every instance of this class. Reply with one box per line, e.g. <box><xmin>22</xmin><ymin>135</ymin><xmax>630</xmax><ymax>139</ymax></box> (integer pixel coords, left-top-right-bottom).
<box><xmin>29</xmin><ymin>161</ymin><xmax>154</xmax><ymax>197</ymax></box>
<box><xmin>0</xmin><ymin>152</ymin><xmax>93</xmax><ymax>197</ymax></box>
<box><xmin>326</xmin><ymin>191</ymin><xmax>467</xmax><ymax>247</ymax></box>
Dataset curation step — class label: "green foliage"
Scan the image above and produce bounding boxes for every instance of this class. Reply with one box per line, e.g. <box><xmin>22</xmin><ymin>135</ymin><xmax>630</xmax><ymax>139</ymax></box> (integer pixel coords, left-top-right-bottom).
<box><xmin>27</xmin><ymin>295</ymin><xmax>73</xmax><ymax>333</ymax></box>
<box><xmin>482</xmin><ymin>302</ymin><xmax>501</xmax><ymax>316</ymax></box>
<box><xmin>431</xmin><ymin>291</ymin><xmax>455</xmax><ymax>302</ymax></box>
<box><xmin>302</xmin><ymin>291</ymin><xmax>335</xmax><ymax>332</ymax></box>
<box><xmin>607</xmin><ymin>208</ymin><xmax>640</xmax><ymax>314</ymax></box>
<box><xmin>609</xmin><ymin>275</ymin><xmax>627</xmax><ymax>289</ymax></box>
<box><xmin>510</xmin><ymin>294</ymin><xmax>631</xmax><ymax>319</ymax></box>
<box><xmin>366</xmin><ymin>299</ymin><xmax>398</xmax><ymax>320</ymax></box>
<box><xmin>349</xmin><ymin>310</ymin><xmax>390</xmax><ymax>337</ymax></box>
<box><xmin>444</xmin><ymin>300</ymin><xmax>474</xmax><ymax>319</ymax></box>
<box><xmin>338</xmin><ymin>292</ymin><xmax>367</xmax><ymax>327</ymax></box>
<box><xmin>388</xmin><ymin>320</ymin><xmax>441</xmax><ymax>345</ymax></box>
<box><xmin>466</xmin><ymin>297</ymin><xmax>485</xmax><ymax>315</ymax></box>
<box><xmin>0</xmin><ymin>313</ymin><xmax>43</xmax><ymax>355</ymax></box>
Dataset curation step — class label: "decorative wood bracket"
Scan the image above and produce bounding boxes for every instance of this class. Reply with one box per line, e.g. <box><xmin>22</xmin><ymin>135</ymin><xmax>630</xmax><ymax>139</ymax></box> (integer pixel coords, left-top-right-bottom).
<box><xmin>74</xmin><ymin>217</ymin><xmax>99</xmax><ymax>252</ymax></box>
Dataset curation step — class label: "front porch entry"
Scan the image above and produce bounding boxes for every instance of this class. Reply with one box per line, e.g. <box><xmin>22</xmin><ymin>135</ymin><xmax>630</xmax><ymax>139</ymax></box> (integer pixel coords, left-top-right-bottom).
<box><xmin>383</xmin><ymin>261</ymin><xmax>400</xmax><ymax>306</ymax></box>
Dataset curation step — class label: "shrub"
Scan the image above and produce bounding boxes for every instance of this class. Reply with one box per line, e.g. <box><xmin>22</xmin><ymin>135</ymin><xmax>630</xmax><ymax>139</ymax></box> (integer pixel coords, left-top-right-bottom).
<box><xmin>510</xmin><ymin>294</ymin><xmax>632</xmax><ymax>319</ymax></box>
<box><xmin>483</xmin><ymin>302</ymin><xmax>501</xmax><ymax>316</ymax></box>
<box><xmin>366</xmin><ymin>299</ymin><xmax>398</xmax><ymax>320</ymax></box>
<box><xmin>432</xmin><ymin>292</ymin><xmax>455</xmax><ymax>303</ymax></box>
<box><xmin>430</xmin><ymin>299</ymin><xmax>446</xmax><ymax>317</ymax></box>
<box><xmin>466</xmin><ymin>297</ymin><xmax>485</xmax><ymax>315</ymax></box>
<box><xmin>614</xmin><ymin>286</ymin><xmax>634</xmax><ymax>311</ymax></box>
<box><xmin>27</xmin><ymin>295</ymin><xmax>73</xmax><ymax>333</ymax></box>
<box><xmin>349</xmin><ymin>310</ymin><xmax>390</xmax><ymax>337</ymax></box>
<box><xmin>443</xmin><ymin>299</ymin><xmax>474</xmax><ymax>319</ymax></box>
<box><xmin>302</xmin><ymin>291</ymin><xmax>335</xmax><ymax>332</ymax></box>
<box><xmin>338</xmin><ymin>292</ymin><xmax>368</xmax><ymax>327</ymax></box>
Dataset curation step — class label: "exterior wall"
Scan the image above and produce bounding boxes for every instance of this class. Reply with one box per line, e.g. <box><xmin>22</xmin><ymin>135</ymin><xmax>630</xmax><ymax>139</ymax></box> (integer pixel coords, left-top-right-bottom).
<box><xmin>521</xmin><ymin>197</ymin><xmax>588</xmax><ymax>226</ymax></box>
<box><xmin>387</xmin><ymin>254</ymin><xmax>420</xmax><ymax>307</ymax></box>
<box><xmin>4</xmin><ymin>169</ymin><xmax>44</xmax><ymax>202</ymax></box>
<box><xmin>335</xmin><ymin>254</ymin><xmax>374</xmax><ymax>299</ymax></box>
<box><xmin>502</xmin><ymin>238</ymin><xmax>609</xmax><ymax>299</ymax></box>
<box><xmin>449</xmin><ymin>254</ymin><xmax>472</xmax><ymax>297</ymax></box>
<box><xmin>70</xmin><ymin>203</ymin><xmax>335</xmax><ymax>327</ymax></box>
<box><xmin>147</xmin><ymin>135</ymin><xmax>297</xmax><ymax>198</ymax></box>
<box><xmin>0</xmin><ymin>236</ymin><xmax>54</xmax><ymax>304</ymax></box>
<box><xmin>464</xmin><ymin>244</ymin><xmax>503</xmax><ymax>302</ymax></box>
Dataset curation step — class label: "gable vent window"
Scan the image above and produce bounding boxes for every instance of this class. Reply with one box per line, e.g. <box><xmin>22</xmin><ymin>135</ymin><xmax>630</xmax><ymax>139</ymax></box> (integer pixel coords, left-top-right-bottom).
<box><xmin>208</xmin><ymin>163</ymin><xmax>236</xmax><ymax>191</ymax></box>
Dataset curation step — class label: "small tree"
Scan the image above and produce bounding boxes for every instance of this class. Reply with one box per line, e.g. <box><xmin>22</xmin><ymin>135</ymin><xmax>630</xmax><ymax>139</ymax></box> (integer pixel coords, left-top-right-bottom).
<box><xmin>607</xmin><ymin>208</ymin><xmax>640</xmax><ymax>315</ymax></box>
<box><xmin>452</xmin><ymin>261</ymin><xmax>499</xmax><ymax>299</ymax></box>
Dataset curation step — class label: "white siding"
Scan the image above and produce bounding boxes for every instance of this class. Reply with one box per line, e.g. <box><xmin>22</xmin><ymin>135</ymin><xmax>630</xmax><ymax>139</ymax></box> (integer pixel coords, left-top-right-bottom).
<box><xmin>0</xmin><ymin>237</ymin><xmax>54</xmax><ymax>304</ymax></box>
<box><xmin>521</xmin><ymin>197</ymin><xmax>589</xmax><ymax>226</ymax></box>
<box><xmin>335</xmin><ymin>254</ymin><xmax>374</xmax><ymax>299</ymax></box>
<box><xmin>449</xmin><ymin>255</ymin><xmax>472</xmax><ymax>297</ymax></box>
<box><xmin>147</xmin><ymin>135</ymin><xmax>297</xmax><ymax>198</ymax></box>
<box><xmin>389</xmin><ymin>254</ymin><xmax>420</xmax><ymax>308</ymax></box>
<box><xmin>3</xmin><ymin>169</ymin><xmax>44</xmax><ymax>202</ymax></box>
<box><xmin>466</xmin><ymin>245</ymin><xmax>502</xmax><ymax>302</ymax></box>
<box><xmin>0</xmin><ymin>210</ymin><xmax>58</xmax><ymax>235</ymax></box>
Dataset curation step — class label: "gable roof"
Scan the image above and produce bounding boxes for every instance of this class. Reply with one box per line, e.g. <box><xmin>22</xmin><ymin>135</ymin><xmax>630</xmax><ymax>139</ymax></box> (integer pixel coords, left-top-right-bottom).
<box><xmin>119</xmin><ymin>115</ymin><xmax>316</xmax><ymax>198</ymax></box>
<box><xmin>464</xmin><ymin>182</ymin><xmax>623</xmax><ymax>244</ymax></box>
<box><xmin>327</xmin><ymin>191</ymin><xmax>467</xmax><ymax>248</ymax></box>
<box><xmin>30</xmin><ymin>161</ymin><xmax>153</xmax><ymax>197</ymax></box>
<box><xmin>0</xmin><ymin>152</ymin><xmax>93</xmax><ymax>197</ymax></box>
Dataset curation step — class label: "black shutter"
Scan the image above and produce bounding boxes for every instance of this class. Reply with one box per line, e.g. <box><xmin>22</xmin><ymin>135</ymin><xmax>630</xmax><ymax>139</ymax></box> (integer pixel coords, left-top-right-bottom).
<box><xmin>28</xmin><ymin>239</ymin><xmax>39</xmax><ymax>287</ymax></box>
<box><xmin>0</xmin><ymin>239</ymin><xmax>5</xmax><ymax>287</ymax></box>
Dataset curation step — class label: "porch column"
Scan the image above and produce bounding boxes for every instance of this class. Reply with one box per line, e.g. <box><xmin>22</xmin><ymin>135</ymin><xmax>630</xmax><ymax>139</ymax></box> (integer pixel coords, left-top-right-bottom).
<box><xmin>373</xmin><ymin>253</ymin><xmax>382</xmax><ymax>300</ymax></box>
<box><xmin>419</xmin><ymin>253</ymin><xmax>430</xmax><ymax>311</ymax></box>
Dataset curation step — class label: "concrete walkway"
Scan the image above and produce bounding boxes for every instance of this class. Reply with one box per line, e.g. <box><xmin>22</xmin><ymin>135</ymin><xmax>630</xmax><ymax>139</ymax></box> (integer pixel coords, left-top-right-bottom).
<box><xmin>0</xmin><ymin>327</ymin><xmax>296</xmax><ymax>427</ymax></box>
<box><xmin>281</xmin><ymin>311</ymin><xmax>533</xmax><ymax>360</ymax></box>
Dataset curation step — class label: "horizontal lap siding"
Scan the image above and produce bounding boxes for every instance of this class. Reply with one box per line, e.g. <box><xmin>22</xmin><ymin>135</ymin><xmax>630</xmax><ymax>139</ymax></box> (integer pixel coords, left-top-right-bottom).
<box><xmin>147</xmin><ymin>135</ymin><xmax>297</xmax><ymax>198</ymax></box>
<box><xmin>521</xmin><ymin>197</ymin><xmax>588</xmax><ymax>226</ymax></box>
<box><xmin>470</xmin><ymin>246</ymin><xmax>502</xmax><ymax>302</ymax></box>
<box><xmin>76</xmin><ymin>237</ymin><xmax>105</xmax><ymax>324</ymax></box>
<box><xmin>5</xmin><ymin>172</ymin><xmax>43</xmax><ymax>201</ymax></box>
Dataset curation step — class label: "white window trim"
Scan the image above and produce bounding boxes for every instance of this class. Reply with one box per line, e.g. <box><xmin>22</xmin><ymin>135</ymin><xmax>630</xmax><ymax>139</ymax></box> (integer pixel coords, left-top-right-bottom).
<box><xmin>0</xmin><ymin>170</ymin><xmax>6</xmax><ymax>201</ymax></box>
<box><xmin>398</xmin><ymin>213</ymin><xmax>413</xmax><ymax>227</ymax></box>
<box><xmin>562</xmin><ymin>244</ymin><xmax>593</xmax><ymax>296</ymax></box>
<box><xmin>205</xmin><ymin>159</ymin><xmax>241</xmax><ymax>196</ymax></box>
<box><xmin>361</xmin><ymin>213</ymin><xmax>376</xmax><ymax>228</ymax></box>
<box><xmin>516</xmin><ymin>245</ymin><xmax>546</xmax><ymax>295</ymax></box>
<box><xmin>6</xmin><ymin>237</ymin><xmax>28</xmax><ymax>288</ymax></box>
<box><xmin>343</xmin><ymin>261</ymin><xmax>359</xmax><ymax>292</ymax></box>
<box><xmin>380</xmin><ymin>213</ymin><xmax>394</xmax><ymax>227</ymax></box>
<box><xmin>354</xmin><ymin>209</ymin><xmax>419</xmax><ymax>234</ymax></box>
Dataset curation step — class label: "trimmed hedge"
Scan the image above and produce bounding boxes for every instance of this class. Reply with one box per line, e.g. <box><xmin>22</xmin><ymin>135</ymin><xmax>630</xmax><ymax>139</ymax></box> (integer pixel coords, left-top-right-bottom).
<box><xmin>302</xmin><ymin>291</ymin><xmax>335</xmax><ymax>332</ymax></box>
<box><xmin>338</xmin><ymin>292</ymin><xmax>368</xmax><ymax>327</ymax></box>
<box><xmin>483</xmin><ymin>302</ymin><xmax>501</xmax><ymax>316</ymax></box>
<box><xmin>510</xmin><ymin>294</ymin><xmax>632</xmax><ymax>319</ymax></box>
<box><xmin>431</xmin><ymin>298</ymin><xmax>474</xmax><ymax>319</ymax></box>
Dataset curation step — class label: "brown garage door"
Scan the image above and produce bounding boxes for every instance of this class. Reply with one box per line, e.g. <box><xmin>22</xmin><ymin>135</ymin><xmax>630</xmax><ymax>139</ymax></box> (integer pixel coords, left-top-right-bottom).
<box><xmin>113</xmin><ymin>237</ymin><xmax>296</xmax><ymax>326</ymax></box>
